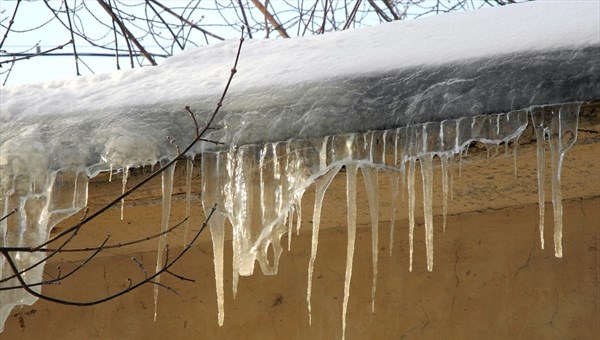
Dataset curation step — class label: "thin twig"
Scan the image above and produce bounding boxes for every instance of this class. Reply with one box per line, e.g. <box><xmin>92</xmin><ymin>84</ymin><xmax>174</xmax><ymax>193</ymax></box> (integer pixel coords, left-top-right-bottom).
<box><xmin>0</xmin><ymin>235</ymin><xmax>110</xmax><ymax>290</ymax></box>
<box><xmin>0</xmin><ymin>0</ymin><xmax>21</xmax><ymax>51</ymax></box>
<box><xmin>0</xmin><ymin>40</ymin><xmax>73</xmax><ymax>66</ymax></box>
<box><xmin>343</xmin><ymin>0</ymin><xmax>362</xmax><ymax>30</ymax></box>
<box><xmin>0</xmin><ymin>208</ymin><xmax>17</xmax><ymax>223</ymax></box>
<box><xmin>0</xmin><ymin>220</ymin><xmax>83</xmax><ymax>283</ymax></box>
<box><xmin>0</xmin><ymin>207</ymin><xmax>215</xmax><ymax>306</ymax></box>
<box><xmin>63</xmin><ymin>0</ymin><xmax>81</xmax><ymax>76</ymax></box>
<box><xmin>40</xmin><ymin>217</ymin><xmax>189</xmax><ymax>253</ymax></box>
<box><xmin>236</xmin><ymin>0</ymin><xmax>253</xmax><ymax>39</ymax></box>
<box><xmin>96</xmin><ymin>0</ymin><xmax>157</xmax><ymax>66</ymax></box>
<box><xmin>147</xmin><ymin>0</ymin><xmax>225</xmax><ymax>41</ymax></box>
<box><xmin>107</xmin><ymin>0</ymin><xmax>121</xmax><ymax>70</ymax></box>
<box><xmin>382</xmin><ymin>0</ymin><xmax>401</xmax><ymax>20</ymax></box>
<box><xmin>145</xmin><ymin>0</ymin><xmax>184</xmax><ymax>51</ymax></box>
<box><xmin>367</xmin><ymin>0</ymin><xmax>392</xmax><ymax>22</ymax></box>
<box><xmin>318</xmin><ymin>0</ymin><xmax>329</xmax><ymax>34</ymax></box>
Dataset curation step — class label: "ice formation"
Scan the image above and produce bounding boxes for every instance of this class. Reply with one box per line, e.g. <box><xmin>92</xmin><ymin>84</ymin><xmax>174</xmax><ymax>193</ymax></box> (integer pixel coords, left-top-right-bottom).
<box><xmin>0</xmin><ymin>0</ymin><xmax>598</xmax><ymax>336</ymax></box>
<box><xmin>199</xmin><ymin>105</ymin><xmax>582</xmax><ymax>337</ymax></box>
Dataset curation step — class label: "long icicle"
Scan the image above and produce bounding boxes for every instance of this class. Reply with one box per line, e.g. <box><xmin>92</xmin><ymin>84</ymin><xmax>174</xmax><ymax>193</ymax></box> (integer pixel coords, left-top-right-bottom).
<box><xmin>342</xmin><ymin>163</ymin><xmax>358</xmax><ymax>340</ymax></box>
<box><xmin>362</xmin><ymin>165</ymin><xmax>379</xmax><ymax>314</ymax></box>
<box><xmin>531</xmin><ymin>109</ymin><xmax>547</xmax><ymax>250</ymax></box>
<box><xmin>307</xmin><ymin>165</ymin><xmax>341</xmax><ymax>325</ymax></box>
<box><xmin>407</xmin><ymin>158</ymin><xmax>416</xmax><ymax>272</ymax></box>
<box><xmin>201</xmin><ymin>153</ymin><xmax>227</xmax><ymax>326</ymax></box>
<box><xmin>154</xmin><ymin>161</ymin><xmax>176</xmax><ymax>321</ymax></box>
<box><xmin>440</xmin><ymin>154</ymin><xmax>450</xmax><ymax>234</ymax></box>
<box><xmin>548</xmin><ymin>104</ymin><xmax>580</xmax><ymax>258</ymax></box>
<box><xmin>183</xmin><ymin>159</ymin><xmax>193</xmax><ymax>246</ymax></box>
<box><xmin>419</xmin><ymin>154</ymin><xmax>435</xmax><ymax>271</ymax></box>
<box><xmin>388</xmin><ymin>171</ymin><xmax>399</xmax><ymax>256</ymax></box>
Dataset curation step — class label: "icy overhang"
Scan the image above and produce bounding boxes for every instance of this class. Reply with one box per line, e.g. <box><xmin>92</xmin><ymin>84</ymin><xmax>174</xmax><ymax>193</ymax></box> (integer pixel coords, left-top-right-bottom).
<box><xmin>1</xmin><ymin>1</ymin><xmax>599</xmax><ymax>173</ymax></box>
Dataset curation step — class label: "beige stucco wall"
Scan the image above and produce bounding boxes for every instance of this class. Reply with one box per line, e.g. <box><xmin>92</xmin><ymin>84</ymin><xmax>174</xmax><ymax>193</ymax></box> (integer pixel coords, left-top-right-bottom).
<box><xmin>1</xmin><ymin>108</ymin><xmax>598</xmax><ymax>339</ymax></box>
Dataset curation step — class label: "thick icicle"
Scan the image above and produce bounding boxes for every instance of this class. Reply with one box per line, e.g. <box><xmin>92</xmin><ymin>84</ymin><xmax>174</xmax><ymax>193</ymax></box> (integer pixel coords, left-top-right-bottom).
<box><xmin>201</xmin><ymin>153</ymin><xmax>227</xmax><ymax>326</ymax></box>
<box><xmin>342</xmin><ymin>163</ymin><xmax>358</xmax><ymax>340</ymax></box>
<box><xmin>153</xmin><ymin>162</ymin><xmax>176</xmax><ymax>321</ymax></box>
<box><xmin>362</xmin><ymin>165</ymin><xmax>379</xmax><ymax>313</ymax></box>
<box><xmin>306</xmin><ymin>165</ymin><xmax>341</xmax><ymax>325</ymax></box>
<box><xmin>419</xmin><ymin>154</ymin><xmax>435</xmax><ymax>271</ymax></box>
<box><xmin>226</xmin><ymin>148</ymin><xmax>248</xmax><ymax>296</ymax></box>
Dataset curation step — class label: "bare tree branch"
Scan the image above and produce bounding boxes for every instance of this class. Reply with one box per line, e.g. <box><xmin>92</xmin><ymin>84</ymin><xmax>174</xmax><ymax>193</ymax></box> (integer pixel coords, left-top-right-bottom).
<box><xmin>250</xmin><ymin>0</ymin><xmax>290</xmax><ymax>38</ymax></box>
<box><xmin>0</xmin><ymin>0</ymin><xmax>21</xmax><ymax>51</ymax></box>
<box><xmin>96</xmin><ymin>0</ymin><xmax>157</xmax><ymax>66</ymax></box>
<box><xmin>63</xmin><ymin>0</ymin><xmax>81</xmax><ymax>75</ymax></box>
<box><xmin>146</xmin><ymin>0</ymin><xmax>225</xmax><ymax>41</ymax></box>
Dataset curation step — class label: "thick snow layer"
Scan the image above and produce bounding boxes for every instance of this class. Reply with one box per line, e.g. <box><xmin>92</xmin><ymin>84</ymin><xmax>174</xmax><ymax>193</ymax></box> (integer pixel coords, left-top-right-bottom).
<box><xmin>1</xmin><ymin>1</ymin><xmax>599</xmax><ymax>171</ymax></box>
<box><xmin>1</xmin><ymin>1</ymin><xmax>599</xmax><ymax>336</ymax></box>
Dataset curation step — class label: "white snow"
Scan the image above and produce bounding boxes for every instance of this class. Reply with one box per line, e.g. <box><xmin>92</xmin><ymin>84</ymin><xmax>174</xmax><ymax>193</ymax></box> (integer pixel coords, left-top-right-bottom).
<box><xmin>1</xmin><ymin>1</ymin><xmax>598</xmax><ymax>336</ymax></box>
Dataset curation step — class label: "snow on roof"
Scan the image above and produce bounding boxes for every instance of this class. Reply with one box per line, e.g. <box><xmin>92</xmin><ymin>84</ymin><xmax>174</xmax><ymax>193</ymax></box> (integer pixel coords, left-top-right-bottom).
<box><xmin>1</xmin><ymin>1</ymin><xmax>599</xmax><ymax>172</ymax></box>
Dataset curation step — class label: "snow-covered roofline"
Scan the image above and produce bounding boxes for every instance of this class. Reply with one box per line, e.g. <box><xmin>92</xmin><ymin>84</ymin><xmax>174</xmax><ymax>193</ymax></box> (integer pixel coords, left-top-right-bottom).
<box><xmin>1</xmin><ymin>2</ymin><xmax>598</xmax><ymax>172</ymax></box>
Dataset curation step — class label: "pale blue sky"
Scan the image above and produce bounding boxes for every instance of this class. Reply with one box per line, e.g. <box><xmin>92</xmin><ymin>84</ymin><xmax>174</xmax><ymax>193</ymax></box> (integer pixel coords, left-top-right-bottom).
<box><xmin>0</xmin><ymin>0</ymin><xmax>488</xmax><ymax>86</ymax></box>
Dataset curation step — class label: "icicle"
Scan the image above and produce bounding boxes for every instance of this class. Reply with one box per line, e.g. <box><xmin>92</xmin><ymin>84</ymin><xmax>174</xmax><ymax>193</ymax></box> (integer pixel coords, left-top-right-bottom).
<box><xmin>271</xmin><ymin>143</ymin><xmax>288</xmax><ymax>252</ymax></box>
<box><xmin>72</xmin><ymin>172</ymin><xmax>80</xmax><ymax>207</ymax></box>
<box><xmin>382</xmin><ymin>130</ymin><xmax>388</xmax><ymax>164</ymax></box>
<box><xmin>201</xmin><ymin>152</ymin><xmax>227</xmax><ymax>326</ymax></box>
<box><xmin>287</xmin><ymin>207</ymin><xmax>294</xmax><ymax>250</ymax></box>
<box><xmin>388</xmin><ymin>171</ymin><xmax>399</xmax><ymax>256</ymax></box>
<box><xmin>440</xmin><ymin>154</ymin><xmax>450</xmax><ymax>234</ymax></box>
<box><xmin>120</xmin><ymin>166</ymin><xmax>129</xmax><ymax>221</ymax></box>
<box><xmin>548</xmin><ymin>104</ymin><xmax>580</xmax><ymax>258</ymax></box>
<box><xmin>306</xmin><ymin>165</ymin><xmax>341</xmax><ymax>325</ymax></box>
<box><xmin>108</xmin><ymin>164</ymin><xmax>113</xmax><ymax>182</ymax></box>
<box><xmin>153</xmin><ymin>161</ymin><xmax>176</xmax><ymax>321</ymax></box>
<box><xmin>394</xmin><ymin>128</ymin><xmax>400</xmax><ymax>166</ymax></box>
<box><xmin>458</xmin><ymin>150</ymin><xmax>464</xmax><ymax>177</ymax></box>
<box><xmin>419</xmin><ymin>154</ymin><xmax>435</xmax><ymax>271</ymax></box>
<box><xmin>342</xmin><ymin>163</ymin><xmax>358</xmax><ymax>340</ymax></box>
<box><xmin>226</xmin><ymin>146</ymin><xmax>259</xmax><ymax>295</ymax></box>
<box><xmin>287</xmin><ymin>144</ymin><xmax>304</xmax><ymax>237</ymax></box>
<box><xmin>531</xmin><ymin>109</ymin><xmax>547</xmax><ymax>250</ymax></box>
<box><xmin>362</xmin><ymin>165</ymin><xmax>379</xmax><ymax>314</ymax></box>
<box><xmin>407</xmin><ymin>158</ymin><xmax>416</xmax><ymax>272</ymax></box>
<box><xmin>295</xmin><ymin>200</ymin><xmax>303</xmax><ymax>235</ymax></box>
<box><xmin>513</xmin><ymin>138</ymin><xmax>519</xmax><ymax>178</ymax></box>
<box><xmin>449</xmin><ymin>155</ymin><xmax>455</xmax><ymax>200</ymax></box>
<box><xmin>394</xmin><ymin>127</ymin><xmax>408</xmax><ymax>202</ymax></box>
<box><xmin>259</xmin><ymin>144</ymin><xmax>268</xmax><ymax>227</ymax></box>
<box><xmin>183</xmin><ymin>159</ymin><xmax>193</xmax><ymax>246</ymax></box>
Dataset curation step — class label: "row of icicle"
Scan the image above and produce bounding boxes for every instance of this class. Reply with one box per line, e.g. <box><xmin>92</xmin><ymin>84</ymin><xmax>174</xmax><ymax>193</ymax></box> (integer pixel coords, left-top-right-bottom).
<box><xmin>194</xmin><ymin>104</ymin><xmax>579</xmax><ymax>339</ymax></box>
<box><xmin>0</xmin><ymin>103</ymin><xmax>580</xmax><ymax>337</ymax></box>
